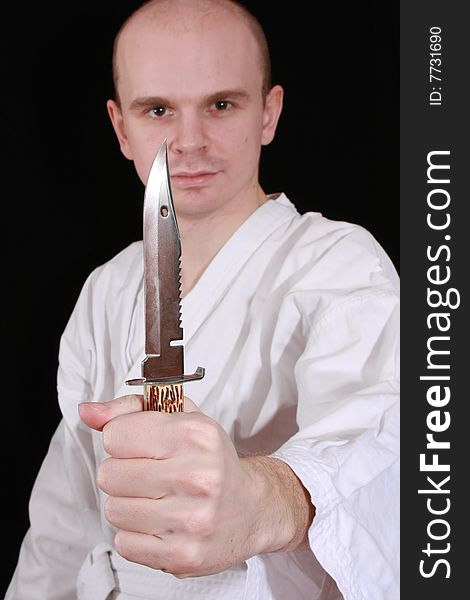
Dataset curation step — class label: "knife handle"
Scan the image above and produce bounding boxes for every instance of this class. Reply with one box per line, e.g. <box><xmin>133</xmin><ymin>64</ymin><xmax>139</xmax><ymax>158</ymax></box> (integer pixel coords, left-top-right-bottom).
<box><xmin>144</xmin><ymin>383</ymin><xmax>184</xmax><ymax>412</ymax></box>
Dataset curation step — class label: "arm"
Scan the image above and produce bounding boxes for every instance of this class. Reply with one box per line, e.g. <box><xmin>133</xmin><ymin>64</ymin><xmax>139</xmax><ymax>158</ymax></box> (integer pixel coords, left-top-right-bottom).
<box><xmin>241</xmin><ymin>455</ymin><xmax>314</xmax><ymax>552</ymax></box>
<box><xmin>268</xmin><ymin>290</ymin><xmax>400</xmax><ymax>600</ymax></box>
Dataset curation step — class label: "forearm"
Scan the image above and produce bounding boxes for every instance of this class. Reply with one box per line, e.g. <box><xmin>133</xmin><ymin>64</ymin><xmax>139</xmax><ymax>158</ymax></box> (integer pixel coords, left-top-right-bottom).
<box><xmin>241</xmin><ymin>455</ymin><xmax>315</xmax><ymax>555</ymax></box>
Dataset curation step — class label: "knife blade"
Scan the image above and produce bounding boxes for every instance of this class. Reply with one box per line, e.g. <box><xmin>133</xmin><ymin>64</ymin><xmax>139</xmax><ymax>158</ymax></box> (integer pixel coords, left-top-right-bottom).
<box><xmin>126</xmin><ymin>140</ymin><xmax>204</xmax><ymax>411</ymax></box>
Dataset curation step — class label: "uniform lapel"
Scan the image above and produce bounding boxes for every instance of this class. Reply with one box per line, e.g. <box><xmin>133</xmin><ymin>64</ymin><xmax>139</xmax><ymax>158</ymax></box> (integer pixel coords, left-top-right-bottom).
<box><xmin>181</xmin><ymin>196</ymin><xmax>296</xmax><ymax>342</ymax></box>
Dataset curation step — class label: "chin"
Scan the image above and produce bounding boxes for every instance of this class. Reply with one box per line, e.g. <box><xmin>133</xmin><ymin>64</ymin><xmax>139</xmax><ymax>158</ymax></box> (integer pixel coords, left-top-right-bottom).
<box><xmin>173</xmin><ymin>193</ymin><xmax>222</xmax><ymax>220</ymax></box>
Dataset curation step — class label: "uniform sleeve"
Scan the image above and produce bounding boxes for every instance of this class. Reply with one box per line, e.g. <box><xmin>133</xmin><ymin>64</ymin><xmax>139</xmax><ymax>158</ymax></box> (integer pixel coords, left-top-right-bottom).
<box><xmin>270</xmin><ymin>290</ymin><xmax>400</xmax><ymax>600</ymax></box>
<box><xmin>6</xmin><ymin>272</ymin><xmax>103</xmax><ymax>600</ymax></box>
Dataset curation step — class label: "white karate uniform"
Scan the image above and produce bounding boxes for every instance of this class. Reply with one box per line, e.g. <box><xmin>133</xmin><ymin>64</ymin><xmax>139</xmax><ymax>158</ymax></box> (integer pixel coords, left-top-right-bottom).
<box><xmin>7</xmin><ymin>194</ymin><xmax>399</xmax><ymax>600</ymax></box>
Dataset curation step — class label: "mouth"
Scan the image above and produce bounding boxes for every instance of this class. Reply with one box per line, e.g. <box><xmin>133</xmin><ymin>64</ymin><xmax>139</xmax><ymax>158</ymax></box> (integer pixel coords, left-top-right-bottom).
<box><xmin>170</xmin><ymin>171</ymin><xmax>218</xmax><ymax>188</ymax></box>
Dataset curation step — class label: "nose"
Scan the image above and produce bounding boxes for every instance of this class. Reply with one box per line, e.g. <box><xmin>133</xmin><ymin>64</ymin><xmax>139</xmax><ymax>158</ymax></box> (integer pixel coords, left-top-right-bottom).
<box><xmin>170</xmin><ymin>110</ymin><xmax>209</xmax><ymax>155</ymax></box>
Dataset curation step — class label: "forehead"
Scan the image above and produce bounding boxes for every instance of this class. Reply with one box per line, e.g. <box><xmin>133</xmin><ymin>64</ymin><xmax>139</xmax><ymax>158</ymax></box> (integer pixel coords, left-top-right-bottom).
<box><xmin>116</xmin><ymin>12</ymin><xmax>263</xmax><ymax>101</ymax></box>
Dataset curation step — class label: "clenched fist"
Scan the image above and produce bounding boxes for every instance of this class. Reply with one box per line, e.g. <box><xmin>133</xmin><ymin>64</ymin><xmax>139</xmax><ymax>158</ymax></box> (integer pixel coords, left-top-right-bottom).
<box><xmin>79</xmin><ymin>395</ymin><xmax>313</xmax><ymax>578</ymax></box>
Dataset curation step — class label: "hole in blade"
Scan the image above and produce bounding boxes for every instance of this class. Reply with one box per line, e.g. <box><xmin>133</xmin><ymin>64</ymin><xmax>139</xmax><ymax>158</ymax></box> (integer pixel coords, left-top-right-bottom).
<box><xmin>161</xmin><ymin>205</ymin><xmax>169</xmax><ymax>217</ymax></box>
<box><xmin>170</xmin><ymin>340</ymin><xmax>183</xmax><ymax>347</ymax></box>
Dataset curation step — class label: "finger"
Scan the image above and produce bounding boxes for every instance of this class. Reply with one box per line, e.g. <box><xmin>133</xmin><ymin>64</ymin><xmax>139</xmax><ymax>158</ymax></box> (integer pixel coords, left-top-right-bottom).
<box><xmin>104</xmin><ymin>495</ymin><xmax>186</xmax><ymax>535</ymax></box>
<box><xmin>97</xmin><ymin>456</ymin><xmax>173</xmax><ymax>498</ymax></box>
<box><xmin>115</xmin><ymin>530</ymin><xmax>168</xmax><ymax>571</ymax></box>
<box><xmin>102</xmin><ymin>410</ymin><xmax>210</xmax><ymax>458</ymax></box>
<box><xmin>115</xmin><ymin>529</ymin><xmax>202</xmax><ymax>576</ymax></box>
<box><xmin>78</xmin><ymin>395</ymin><xmax>144</xmax><ymax>431</ymax></box>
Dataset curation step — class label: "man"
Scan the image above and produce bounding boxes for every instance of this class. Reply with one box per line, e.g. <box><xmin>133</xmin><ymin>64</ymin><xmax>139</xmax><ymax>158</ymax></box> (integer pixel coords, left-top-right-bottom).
<box><xmin>7</xmin><ymin>0</ymin><xmax>399</xmax><ymax>598</ymax></box>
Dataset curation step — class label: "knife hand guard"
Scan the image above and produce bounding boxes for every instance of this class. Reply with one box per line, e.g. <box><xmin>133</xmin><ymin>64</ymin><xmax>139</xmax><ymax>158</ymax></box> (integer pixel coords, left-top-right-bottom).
<box><xmin>126</xmin><ymin>366</ymin><xmax>205</xmax><ymax>387</ymax></box>
<box><xmin>126</xmin><ymin>367</ymin><xmax>205</xmax><ymax>412</ymax></box>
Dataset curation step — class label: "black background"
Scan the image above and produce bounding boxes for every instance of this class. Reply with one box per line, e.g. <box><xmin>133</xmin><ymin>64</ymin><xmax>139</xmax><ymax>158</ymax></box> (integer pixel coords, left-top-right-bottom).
<box><xmin>1</xmin><ymin>1</ymin><xmax>398</xmax><ymax>594</ymax></box>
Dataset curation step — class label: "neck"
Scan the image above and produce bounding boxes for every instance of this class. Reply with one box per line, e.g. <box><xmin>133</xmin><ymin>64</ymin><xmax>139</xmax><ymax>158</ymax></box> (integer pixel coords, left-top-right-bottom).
<box><xmin>179</xmin><ymin>185</ymin><xmax>267</xmax><ymax>296</ymax></box>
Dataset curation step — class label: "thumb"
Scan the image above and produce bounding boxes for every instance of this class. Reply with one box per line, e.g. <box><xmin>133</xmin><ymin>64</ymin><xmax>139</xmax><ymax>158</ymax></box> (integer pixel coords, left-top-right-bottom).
<box><xmin>78</xmin><ymin>394</ymin><xmax>144</xmax><ymax>431</ymax></box>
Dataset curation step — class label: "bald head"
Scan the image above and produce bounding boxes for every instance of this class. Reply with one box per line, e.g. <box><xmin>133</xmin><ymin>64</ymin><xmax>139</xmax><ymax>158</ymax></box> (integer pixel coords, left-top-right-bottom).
<box><xmin>112</xmin><ymin>0</ymin><xmax>272</xmax><ymax>103</ymax></box>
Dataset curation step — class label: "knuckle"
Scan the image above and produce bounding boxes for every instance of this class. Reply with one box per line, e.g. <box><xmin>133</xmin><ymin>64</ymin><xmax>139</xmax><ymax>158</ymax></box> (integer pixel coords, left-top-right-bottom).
<box><xmin>115</xmin><ymin>530</ymin><xmax>150</xmax><ymax>565</ymax></box>
<box><xmin>102</xmin><ymin>421</ymin><xmax>115</xmax><ymax>455</ymax></box>
<box><xmin>183</xmin><ymin>417</ymin><xmax>221</xmax><ymax>452</ymax></box>
<box><xmin>184</xmin><ymin>506</ymin><xmax>215</xmax><ymax>537</ymax></box>
<box><xmin>114</xmin><ymin>530</ymin><xmax>130</xmax><ymax>558</ymax></box>
<box><xmin>103</xmin><ymin>496</ymin><xmax>116</xmax><ymax>524</ymax></box>
<box><xmin>184</xmin><ymin>467</ymin><xmax>222</xmax><ymax>498</ymax></box>
<box><xmin>96</xmin><ymin>457</ymin><xmax>114</xmax><ymax>493</ymax></box>
<box><xmin>102</xmin><ymin>416</ymin><xmax>134</xmax><ymax>457</ymax></box>
<box><xmin>173</xmin><ymin>543</ymin><xmax>203</xmax><ymax>572</ymax></box>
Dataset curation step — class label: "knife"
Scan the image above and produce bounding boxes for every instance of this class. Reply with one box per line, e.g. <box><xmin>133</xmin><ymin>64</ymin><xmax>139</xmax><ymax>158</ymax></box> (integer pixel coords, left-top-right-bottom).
<box><xmin>126</xmin><ymin>140</ymin><xmax>205</xmax><ymax>412</ymax></box>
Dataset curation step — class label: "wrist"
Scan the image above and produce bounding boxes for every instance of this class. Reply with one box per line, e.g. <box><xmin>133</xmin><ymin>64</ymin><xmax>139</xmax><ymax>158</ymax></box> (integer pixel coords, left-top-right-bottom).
<box><xmin>241</xmin><ymin>455</ymin><xmax>314</xmax><ymax>555</ymax></box>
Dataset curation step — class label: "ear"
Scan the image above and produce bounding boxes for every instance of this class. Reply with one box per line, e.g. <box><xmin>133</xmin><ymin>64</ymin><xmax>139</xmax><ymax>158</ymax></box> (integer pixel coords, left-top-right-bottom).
<box><xmin>106</xmin><ymin>99</ymin><xmax>134</xmax><ymax>160</ymax></box>
<box><xmin>261</xmin><ymin>84</ymin><xmax>284</xmax><ymax>146</ymax></box>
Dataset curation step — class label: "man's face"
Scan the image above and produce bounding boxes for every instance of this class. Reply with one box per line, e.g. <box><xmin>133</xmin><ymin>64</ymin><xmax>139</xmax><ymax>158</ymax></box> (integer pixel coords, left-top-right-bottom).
<box><xmin>108</xmin><ymin>12</ymin><xmax>282</xmax><ymax>220</ymax></box>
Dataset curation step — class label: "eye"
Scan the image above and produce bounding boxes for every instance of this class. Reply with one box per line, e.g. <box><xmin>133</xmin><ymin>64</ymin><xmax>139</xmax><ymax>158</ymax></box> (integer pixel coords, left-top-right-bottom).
<box><xmin>149</xmin><ymin>106</ymin><xmax>168</xmax><ymax>118</ymax></box>
<box><xmin>214</xmin><ymin>100</ymin><xmax>232</xmax><ymax>111</ymax></box>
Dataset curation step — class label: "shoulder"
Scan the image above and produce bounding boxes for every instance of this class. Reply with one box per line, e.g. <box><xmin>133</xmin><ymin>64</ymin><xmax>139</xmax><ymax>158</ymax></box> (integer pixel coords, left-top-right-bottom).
<box><xmin>66</xmin><ymin>241</ymin><xmax>143</xmax><ymax>327</ymax></box>
<box><xmin>270</xmin><ymin>196</ymin><xmax>399</xmax><ymax>296</ymax></box>
<box><xmin>60</xmin><ymin>240</ymin><xmax>143</xmax><ymax>350</ymax></box>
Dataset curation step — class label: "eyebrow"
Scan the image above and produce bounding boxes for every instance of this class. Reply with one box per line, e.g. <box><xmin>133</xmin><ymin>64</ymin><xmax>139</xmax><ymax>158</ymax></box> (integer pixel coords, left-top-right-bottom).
<box><xmin>129</xmin><ymin>89</ymin><xmax>251</xmax><ymax>112</ymax></box>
